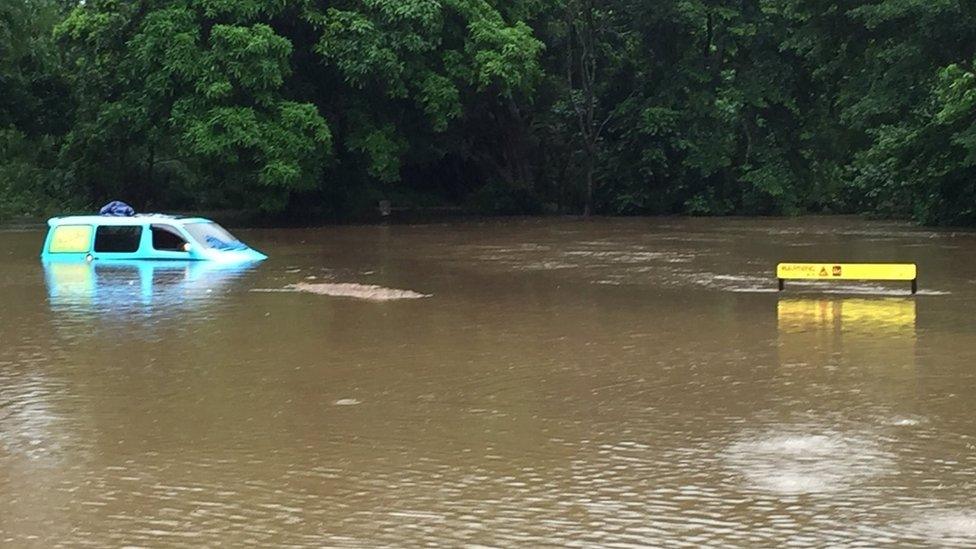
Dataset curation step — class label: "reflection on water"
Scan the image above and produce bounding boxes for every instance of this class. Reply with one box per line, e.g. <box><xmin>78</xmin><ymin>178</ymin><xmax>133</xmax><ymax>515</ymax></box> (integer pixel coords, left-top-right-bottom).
<box><xmin>778</xmin><ymin>297</ymin><xmax>917</xmax><ymax>376</ymax></box>
<box><xmin>728</xmin><ymin>298</ymin><xmax>918</xmax><ymax>499</ymax></box>
<box><xmin>3</xmin><ymin>218</ymin><xmax>976</xmax><ymax>546</ymax></box>
<box><xmin>723</xmin><ymin>428</ymin><xmax>895</xmax><ymax>495</ymax></box>
<box><xmin>44</xmin><ymin>260</ymin><xmax>260</xmax><ymax>315</ymax></box>
<box><xmin>777</xmin><ymin>298</ymin><xmax>916</xmax><ymax>373</ymax></box>
<box><xmin>777</xmin><ymin>298</ymin><xmax>917</xmax><ymax>334</ymax></box>
<box><xmin>905</xmin><ymin>511</ymin><xmax>976</xmax><ymax>545</ymax></box>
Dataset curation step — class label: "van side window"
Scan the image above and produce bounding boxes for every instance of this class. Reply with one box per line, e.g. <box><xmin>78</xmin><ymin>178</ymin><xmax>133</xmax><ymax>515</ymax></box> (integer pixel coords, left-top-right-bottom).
<box><xmin>94</xmin><ymin>226</ymin><xmax>142</xmax><ymax>253</ymax></box>
<box><xmin>49</xmin><ymin>225</ymin><xmax>93</xmax><ymax>253</ymax></box>
<box><xmin>151</xmin><ymin>224</ymin><xmax>189</xmax><ymax>252</ymax></box>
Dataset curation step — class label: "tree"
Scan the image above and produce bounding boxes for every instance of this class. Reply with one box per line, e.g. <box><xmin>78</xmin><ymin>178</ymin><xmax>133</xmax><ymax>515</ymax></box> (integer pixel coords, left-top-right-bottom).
<box><xmin>300</xmin><ymin>0</ymin><xmax>545</xmax><ymax>215</ymax></box>
<box><xmin>50</xmin><ymin>0</ymin><xmax>544</xmax><ymax>215</ymax></box>
<box><xmin>56</xmin><ymin>0</ymin><xmax>333</xmax><ymax>211</ymax></box>
<box><xmin>0</xmin><ymin>0</ymin><xmax>75</xmax><ymax>219</ymax></box>
<box><xmin>564</xmin><ymin>0</ymin><xmax>599</xmax><ymax>216</ymax></box>
<box><xmin>5</xmin><ymin>0</ymin><xmax>976</xmax><ymax>225</ymax></box>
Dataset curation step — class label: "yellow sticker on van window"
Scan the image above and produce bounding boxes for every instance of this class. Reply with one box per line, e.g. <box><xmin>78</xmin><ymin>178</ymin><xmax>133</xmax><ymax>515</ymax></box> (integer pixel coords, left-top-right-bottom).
<box><xmin>49</xmin><ymin>225</ymin><xmax>93</xmax><ymax>253</ymax></box>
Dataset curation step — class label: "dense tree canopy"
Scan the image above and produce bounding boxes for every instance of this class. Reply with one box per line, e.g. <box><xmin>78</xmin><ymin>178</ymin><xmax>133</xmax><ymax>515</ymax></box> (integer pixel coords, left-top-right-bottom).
<box><xmin>1</xmin><ymin>0</ymin><xmax>975</xmax><ymax>224</ymax></box>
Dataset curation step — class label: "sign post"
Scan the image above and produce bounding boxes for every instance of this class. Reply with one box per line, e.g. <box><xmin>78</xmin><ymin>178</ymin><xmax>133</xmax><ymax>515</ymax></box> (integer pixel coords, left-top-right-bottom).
<box><xmin>776</xmin><ymin>263</ymin><xmax>918</xmax><ymax>294</ymax></box>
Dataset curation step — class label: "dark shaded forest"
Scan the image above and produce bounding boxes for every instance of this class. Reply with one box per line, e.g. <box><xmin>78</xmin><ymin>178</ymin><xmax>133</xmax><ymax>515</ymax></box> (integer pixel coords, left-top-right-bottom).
<box><xmin>3</xmin><ymin>0</ymin><xmax>976</xmax><ymax>224</ymax></box>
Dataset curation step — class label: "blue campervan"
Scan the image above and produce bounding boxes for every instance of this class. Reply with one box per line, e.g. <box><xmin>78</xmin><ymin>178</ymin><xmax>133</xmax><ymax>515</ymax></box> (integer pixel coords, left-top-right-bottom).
<box><xmin>41</xmin><ymin>214</ymin><xmax>267</xmax><ymax>263</ymax></box>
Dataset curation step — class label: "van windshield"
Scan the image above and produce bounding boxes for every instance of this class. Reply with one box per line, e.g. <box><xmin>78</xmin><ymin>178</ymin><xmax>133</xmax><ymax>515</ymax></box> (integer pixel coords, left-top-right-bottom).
<box><xmin>184</xmin><ymin>222</ymin><xmax>247</xmax><ymax>251</ymax></box>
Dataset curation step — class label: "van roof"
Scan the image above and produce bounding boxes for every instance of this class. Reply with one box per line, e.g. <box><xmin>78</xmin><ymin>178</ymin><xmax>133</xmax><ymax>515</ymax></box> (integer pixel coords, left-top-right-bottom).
<box><xmin>48</xmin><ymin>215</ymin><xmax>213</xmax><ymax>227</ymax></box>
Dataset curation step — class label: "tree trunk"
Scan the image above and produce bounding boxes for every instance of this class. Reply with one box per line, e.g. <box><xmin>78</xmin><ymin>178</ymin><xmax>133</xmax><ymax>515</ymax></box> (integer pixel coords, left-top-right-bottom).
<box><xmin>583</xmin><ymin>151</ymin><xmax>594</xmax><ymax>217</ymax></box>
<box><xmin>146</xmin><ymin>141</ymin><xmax>155</xmax><ymax>206</ymax></box>
<box><xmin>568</xmin><ymin>0</ymin><xmax>600</xmax><ymax>217</ymax></box>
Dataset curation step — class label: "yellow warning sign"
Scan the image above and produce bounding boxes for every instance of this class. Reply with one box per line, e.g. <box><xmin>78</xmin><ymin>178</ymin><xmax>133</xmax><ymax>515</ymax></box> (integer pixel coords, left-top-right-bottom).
<box><xmin>776</xmin><ymin>263</ymin><xmax>916</xmax><ymax>281</ymax></box>
<box><xmin>48</xmin><ymin>225</ymin><xmax>93</xmax><ymax>253</ymax></box>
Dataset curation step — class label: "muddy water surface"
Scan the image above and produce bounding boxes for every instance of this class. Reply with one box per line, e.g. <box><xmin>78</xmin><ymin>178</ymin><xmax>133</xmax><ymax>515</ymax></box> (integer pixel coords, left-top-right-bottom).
<box><xmin>2</xmin><ymin>217</ymin><xmax>976</xmax><ymax>546</ymax></box>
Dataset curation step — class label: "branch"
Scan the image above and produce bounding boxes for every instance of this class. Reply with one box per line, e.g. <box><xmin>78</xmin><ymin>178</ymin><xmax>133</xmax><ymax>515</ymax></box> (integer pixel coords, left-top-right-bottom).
<box><xmin>595</xmin><ymin>88</ymin><xmax>637</xmax><ymax>141</ymax></box>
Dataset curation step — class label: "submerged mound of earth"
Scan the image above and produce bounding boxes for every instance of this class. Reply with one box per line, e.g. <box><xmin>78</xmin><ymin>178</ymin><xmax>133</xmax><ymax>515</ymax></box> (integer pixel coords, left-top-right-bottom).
<box><xmin>286</xmin><ymin>282</ymin><xmax>430</xmax><ymax>301</ymax></box>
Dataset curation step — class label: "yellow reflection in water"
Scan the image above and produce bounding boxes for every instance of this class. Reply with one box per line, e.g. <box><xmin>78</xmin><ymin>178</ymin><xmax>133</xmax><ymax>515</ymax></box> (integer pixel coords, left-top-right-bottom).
<box><xmin>45</xmin><ymin>261</ymin><xmax>95</xmax><ymax>302</ymax></box>
<box><xmin>777</xmin><ymin>299</ymin><xmax>916</xmax><ymax>334</ymax></box>
<box><xmin>777</xmin><ymin>298</ymin><xmax>916</xmax><ymax>374</ymax></box>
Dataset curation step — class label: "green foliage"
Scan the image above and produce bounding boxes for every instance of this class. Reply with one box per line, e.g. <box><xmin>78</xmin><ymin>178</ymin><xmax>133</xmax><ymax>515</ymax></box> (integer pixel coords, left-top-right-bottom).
<box><xmin>0</xmin><ymin>0</ymin><xmax>75</xmax><ymax>219</ymax></box>
<box><xmin>54</xmin><ymin>0</ymin><xmax>332</xmax><ymax>211</ymax></box>
<box><xmin>307</xmin><ymin>0</ymin><xmax>543</xmax><ymax>195</ymax></box>
<box><xmin>0</xmin><ymin>128</ymin><xmax>77</xmax><ymax>219</ymax></box>
<box><xmin>3</xmin><ymin>0</ymin><xmax>976</xmax><ymax>224</ymax></box>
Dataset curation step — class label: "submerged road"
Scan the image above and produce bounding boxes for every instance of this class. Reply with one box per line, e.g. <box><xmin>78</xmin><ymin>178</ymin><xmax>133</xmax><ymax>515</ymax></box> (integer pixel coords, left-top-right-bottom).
<box><xmin>1</xmin><ymin>216</ymin><xmax>974</xmax><ymax>546</ymax></box>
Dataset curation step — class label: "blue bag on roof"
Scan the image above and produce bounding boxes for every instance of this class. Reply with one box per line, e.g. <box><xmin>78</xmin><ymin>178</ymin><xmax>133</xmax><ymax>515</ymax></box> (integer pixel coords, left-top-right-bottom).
<box><xmin>99</xmin><ymin>201</ymin><xmax>135</xmax><ymax>216</ymax></box>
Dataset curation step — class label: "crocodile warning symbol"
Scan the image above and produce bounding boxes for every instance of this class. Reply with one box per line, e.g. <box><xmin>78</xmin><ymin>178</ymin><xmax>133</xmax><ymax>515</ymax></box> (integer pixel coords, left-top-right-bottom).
<box><xmin>832</xmin><ymin>265</ymin><xmax>842</xmax><ymax>276</ymax></box>
<box><xmin>819</xmin><ymin>267</ymin><xmax>829</xmax><ymax>277</ymax></box>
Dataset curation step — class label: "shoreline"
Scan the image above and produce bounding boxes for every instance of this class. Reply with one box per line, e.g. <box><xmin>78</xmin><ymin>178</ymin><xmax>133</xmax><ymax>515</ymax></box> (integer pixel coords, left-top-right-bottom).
<box><xmin>0</xmin><ymin>212</ymin><xmax>933</xmax><ymax>232</ymax></box>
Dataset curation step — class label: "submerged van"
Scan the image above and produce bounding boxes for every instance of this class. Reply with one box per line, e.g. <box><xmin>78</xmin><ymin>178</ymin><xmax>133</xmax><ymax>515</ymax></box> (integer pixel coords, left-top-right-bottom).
<box><xmin>41</xmin><ymin>215</ymin><xmax>267</xmax><ymax>262</ymax></box>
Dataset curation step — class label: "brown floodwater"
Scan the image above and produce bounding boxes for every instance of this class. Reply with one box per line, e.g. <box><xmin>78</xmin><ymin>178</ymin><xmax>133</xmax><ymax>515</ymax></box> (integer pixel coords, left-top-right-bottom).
<box><xmin>2</xmin><ymin>216</ymin><xmax>976</xmax><ymax>546</ymax></box>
